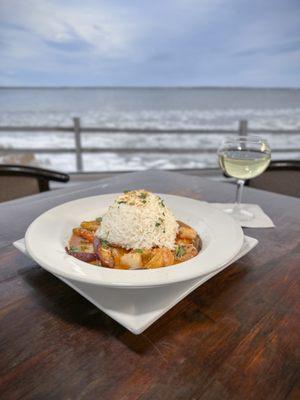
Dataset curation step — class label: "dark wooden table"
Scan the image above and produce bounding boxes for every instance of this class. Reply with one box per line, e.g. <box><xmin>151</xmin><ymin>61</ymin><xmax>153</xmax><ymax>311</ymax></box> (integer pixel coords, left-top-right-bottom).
<box><xmin>0</xmin><ymin>171</ymin><xmax>299</xmax><ymax>400</ymax></box>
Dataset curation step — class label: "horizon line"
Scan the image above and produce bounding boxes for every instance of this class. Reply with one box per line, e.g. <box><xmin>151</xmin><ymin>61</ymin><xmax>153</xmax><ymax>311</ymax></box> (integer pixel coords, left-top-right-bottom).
<box><xmin>0</xmin><ymin>85</ymin><xmax>300</xmax><ymax>90</ymax></box>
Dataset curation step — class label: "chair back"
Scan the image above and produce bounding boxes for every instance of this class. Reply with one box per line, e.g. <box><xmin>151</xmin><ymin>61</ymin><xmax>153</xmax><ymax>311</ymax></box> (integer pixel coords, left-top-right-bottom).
<box><xmin>0</xmin><ymin>164</ymin><xmax>69</xmax><ymax>202</ymax></box>
<box><xmin>247</xmin><ymin>160</ymin><xmax>300</xmax><ymax>198</ymax></box>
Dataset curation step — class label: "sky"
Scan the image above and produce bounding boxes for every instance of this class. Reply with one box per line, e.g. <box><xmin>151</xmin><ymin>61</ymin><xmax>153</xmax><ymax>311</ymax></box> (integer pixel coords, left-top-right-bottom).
<box><xmin>0</xmin><ymin>0</ymin><xmax>299</xmax><ymax>87</ymax></box>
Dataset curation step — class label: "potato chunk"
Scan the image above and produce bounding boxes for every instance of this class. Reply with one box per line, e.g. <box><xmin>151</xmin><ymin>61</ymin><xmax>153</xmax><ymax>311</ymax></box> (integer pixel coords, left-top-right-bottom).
<box><xmin>144</xmin><ymin>250</ymin><xmax>164</xmax><ymax>269</ymax></box>
<box><xmin>120</xmin><ymin>253</ymin><xmax>142</xmax><ymax>269</ymax></box>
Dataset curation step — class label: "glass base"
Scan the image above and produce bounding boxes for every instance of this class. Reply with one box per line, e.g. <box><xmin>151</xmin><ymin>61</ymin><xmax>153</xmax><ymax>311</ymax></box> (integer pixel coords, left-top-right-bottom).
<box><xmin>223</xmin><ymin>205</ymin><xmax>254</xmax><ymax>222</ymax></box>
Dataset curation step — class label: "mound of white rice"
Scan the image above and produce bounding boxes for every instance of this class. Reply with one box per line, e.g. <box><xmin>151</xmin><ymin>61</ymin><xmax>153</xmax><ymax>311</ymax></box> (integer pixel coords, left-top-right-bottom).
<box><xmin>96</xmin><ymin>190</ymin><xmax>178</xmax><ymax>250</ymax></box>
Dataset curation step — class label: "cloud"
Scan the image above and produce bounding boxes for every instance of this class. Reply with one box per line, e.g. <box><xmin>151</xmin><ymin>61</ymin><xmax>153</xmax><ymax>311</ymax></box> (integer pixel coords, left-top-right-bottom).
<box><xmin>0</xmin><ymin>0</ymin><xmax>137</xmax><ymax>57</ymax></box>
<box><xmin>0</xmin><ymin>0</ymin><xmax>299</xmax><ymax>86</ymax></box>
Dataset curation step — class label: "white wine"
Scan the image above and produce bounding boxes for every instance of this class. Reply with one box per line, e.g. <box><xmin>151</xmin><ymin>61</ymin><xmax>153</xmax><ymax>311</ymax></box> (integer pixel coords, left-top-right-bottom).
<box><xmin>219</xmin><ymin>150</ymin><xmax>271</xmax><ymax>179</ymax></box>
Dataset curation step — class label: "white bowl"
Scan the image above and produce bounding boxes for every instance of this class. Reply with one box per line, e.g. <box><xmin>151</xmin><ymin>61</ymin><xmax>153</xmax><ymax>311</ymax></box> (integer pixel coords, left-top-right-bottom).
<box><xmin>25</xmin><ymin>194</ymin><xmax>244</xmax><ymax>288</ymax></box>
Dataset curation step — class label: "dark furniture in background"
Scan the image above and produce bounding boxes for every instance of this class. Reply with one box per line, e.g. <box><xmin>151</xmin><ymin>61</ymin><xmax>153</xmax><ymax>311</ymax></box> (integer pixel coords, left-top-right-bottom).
<box><xmin>0</xmin><ymin>164</ymin><xmax>70</xmax><ymax>203</ymax></box>
<box><xmin>0</xmin><ymin>170</ymin><xmax>299</xmax><ymax>400</ymax></box>
<box><xmin>246</xmin><ymin>160</ymin><xmax>300</xmax><ymax>198</ymax></box>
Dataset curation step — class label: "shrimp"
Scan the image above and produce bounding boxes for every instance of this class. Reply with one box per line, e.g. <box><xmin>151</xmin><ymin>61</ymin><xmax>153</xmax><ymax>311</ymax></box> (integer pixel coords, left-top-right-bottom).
<box><xmin>178</xmin><ymin>225</ymin><xmax>197</xmax><ymax>241</ymax></box>
<box><xmin>176</xmin><ymin>221</ymin><xmax>201</xmax><ymax>251</ymax></box>
<box><xmin>161</xmin><ymin>248</ymin><xmax>175</xmax><ymax>266</ymax></box>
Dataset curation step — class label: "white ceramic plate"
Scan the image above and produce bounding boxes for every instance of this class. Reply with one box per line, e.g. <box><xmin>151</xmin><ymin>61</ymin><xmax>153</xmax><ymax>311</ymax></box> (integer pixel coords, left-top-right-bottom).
<box><xmin>25</xmin><ymin>193</ymin><xmax>244</xmax><ymax>288</ymax></box>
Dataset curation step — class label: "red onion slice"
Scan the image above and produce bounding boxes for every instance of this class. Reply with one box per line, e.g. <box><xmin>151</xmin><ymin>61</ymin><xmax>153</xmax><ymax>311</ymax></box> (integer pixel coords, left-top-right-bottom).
<box><xmin>66</xmin><ymin>247</ymin><xmax>97</xmax><ymax>263</ymax></box>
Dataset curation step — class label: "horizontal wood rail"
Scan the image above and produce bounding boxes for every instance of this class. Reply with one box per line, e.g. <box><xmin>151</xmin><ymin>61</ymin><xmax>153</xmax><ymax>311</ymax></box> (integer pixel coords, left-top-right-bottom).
<box><xmin>1</xmin><ymin>126</ymin><xmax>300</xmax><ymax>134</ymax></box>
<box><xmin>0</xmin><ymin>118</ymin><xmax>299</xmax><ymax>171</ymax></box>
<box><xmin>2</xmin><ymin>147</ymin><xmax>300</xmax><ymax>154</ymax></box>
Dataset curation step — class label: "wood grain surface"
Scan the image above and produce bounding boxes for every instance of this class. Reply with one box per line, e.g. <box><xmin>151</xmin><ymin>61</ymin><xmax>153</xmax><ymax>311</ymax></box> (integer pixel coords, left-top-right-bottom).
<box><xmin>0</xmin><ymin>171</ymin><xmax>299</xmax><ymax>400</ymax></box>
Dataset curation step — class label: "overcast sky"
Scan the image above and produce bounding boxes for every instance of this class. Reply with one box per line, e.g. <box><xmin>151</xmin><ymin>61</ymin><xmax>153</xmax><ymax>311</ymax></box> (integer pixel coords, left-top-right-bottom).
<box><xmin>0</xmin><ymin>0</ymin><xmax>299</xmax><ymax>87</ymax></box>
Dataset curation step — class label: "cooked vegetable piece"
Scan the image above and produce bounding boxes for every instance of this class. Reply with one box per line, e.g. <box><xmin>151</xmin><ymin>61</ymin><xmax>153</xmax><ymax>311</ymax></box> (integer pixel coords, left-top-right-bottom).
<box><xmin>144</xmin><ymin>248</ymin><xmax>164</xmax><ymax>269</ymax></box>
<box><xmin>79</xmin><ymin>242</ymin><xmax>94</xmax><ymax>252</ymax></box>
<box><xmin>111</xmin><ymin>247</ymin><xmax>127</xmax><ymax>266</ymax></box>
<box><xmin>120</xmin><ymin>252</ymin><xmax>142</xmax><ymax>269</ymax></box>
<box><xmin>66</xmin><ymin>247</ymin><xmax>97</xmax><ymax>262</ymax></box>
<box><xmin>80</xmin><ymin>220</ymin><xmax>100</xmax><ymax>232</ymax></box>
<box><xmin>69</xmin><ymin>245</ymin><xmax>80</xmax><ymax>253</ymax></box>
<box><xmin>97</xmin><ymin>241</ymin><xmax>115</xmax><ymax>268</ymax></box>
<box><xmin>73</xmin><ymin>228</ymin><xmax>94</xmax><ymax>242</ymax></box>
<box><xmin>93</xmin><ymin>236</ymin><xmax>100</xmax><ymax>254</ymax></box>
<box><xmin>175</xmin><ymin>245</ymin><xmax>186</xmax><ymax>258</ymax></box>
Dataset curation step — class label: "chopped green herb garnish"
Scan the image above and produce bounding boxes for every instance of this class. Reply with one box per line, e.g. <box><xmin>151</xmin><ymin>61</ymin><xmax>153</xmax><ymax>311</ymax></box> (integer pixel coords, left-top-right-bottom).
<box><xmin>139</xmin><ymin>192</ymin><xmax>147</xmax><ymax>199</ymax></box>
<box><xmin>142</xmin><ymin>199</ymin><xmax>147</xmax><ymax>204</ymax></box>
<box><xmin>175</xmin><ymin>245</ymin><xmax>186</xmax><ymax>258</ymax></box>
<box><xmin>124</xmin><ymin>190</ymin><xmax>131</xmax><ymax>194</ymax></box>
<box><xmin>95</xmin><ymin>217</ymin><xmax>102</xmax><ymax>223</ymax></box>
<box><xmin>159</xmin><ymin>199</ymin><xmax>165</xmax><ymax>207</ymax></box>
<box><xmin>70</xmin><ymin>246</ymin><xmax>80</xmax><ymax>253</ymax></box>
<box><xmin>100</xmin><ymin>240</ymin><xmax>109</xmax><ymax>248</ymax></box>
<box><xmin>155</xmin><ymin>217</ymin><xmax>164</xmax><ymax>227</ymax></box>
<box><xmin>135</xmin><ymin>249</ymin><xmax>143</xmax><ymax>253</ymax></box>
<box><xmin>117</xmin><ymin>200</ymin><xmax>127</xmax><ymax>204</ymax></box>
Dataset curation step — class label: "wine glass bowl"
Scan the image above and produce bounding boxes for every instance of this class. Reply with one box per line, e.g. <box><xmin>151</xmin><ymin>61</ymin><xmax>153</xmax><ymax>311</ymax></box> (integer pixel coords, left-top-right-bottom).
<box><xmin>218</xmin><ymin>136</ymin><xmax>271</xmax><ymax>221</ymax></box>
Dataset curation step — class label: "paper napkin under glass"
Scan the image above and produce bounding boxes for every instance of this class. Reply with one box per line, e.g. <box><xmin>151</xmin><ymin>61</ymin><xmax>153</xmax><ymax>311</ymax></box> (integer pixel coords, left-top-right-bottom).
<box><xmin>211</xmin><ymin>203</ymin><xmax>275</xmax><ymax>228</ymax></box>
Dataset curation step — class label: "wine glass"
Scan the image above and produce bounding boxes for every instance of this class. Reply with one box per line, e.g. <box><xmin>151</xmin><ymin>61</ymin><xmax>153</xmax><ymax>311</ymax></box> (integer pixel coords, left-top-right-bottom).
<box><xmin>218</xmin><ymin>135</ymin><xmax>271</xmax><ymax>221</ymax></box>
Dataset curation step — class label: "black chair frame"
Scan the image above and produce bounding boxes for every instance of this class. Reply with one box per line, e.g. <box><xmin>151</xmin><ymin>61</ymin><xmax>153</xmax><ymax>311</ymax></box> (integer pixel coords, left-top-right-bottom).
<box><xmin>0</xmin><ymin>164</ymin><xmax>70</xmax><ymax>192</ymax></box>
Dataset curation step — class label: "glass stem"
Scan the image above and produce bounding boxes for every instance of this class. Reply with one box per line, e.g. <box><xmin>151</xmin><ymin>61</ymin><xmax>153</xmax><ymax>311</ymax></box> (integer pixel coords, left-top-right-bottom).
<box><xmin>235</xmin><ymin>179</ymin><xmax>245</xmax><ymax>209</ymax></box>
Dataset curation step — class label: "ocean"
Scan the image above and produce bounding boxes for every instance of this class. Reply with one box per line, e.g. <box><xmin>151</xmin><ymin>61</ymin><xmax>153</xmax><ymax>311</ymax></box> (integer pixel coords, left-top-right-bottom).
<box><xmin>0</xmin><ymin>87</ymin><xmax>300</xmax><ymax>172</ymax></box>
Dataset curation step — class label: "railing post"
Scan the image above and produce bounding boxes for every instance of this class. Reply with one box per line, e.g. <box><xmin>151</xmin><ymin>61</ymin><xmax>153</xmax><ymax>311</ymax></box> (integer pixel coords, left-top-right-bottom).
<box><xmin>73</xmin><ymin>117</ymin><xmax>83</xmax><ymax>172</ymax></box>
<box><xmin>238</xmin><ymin>120</ymin><xmax>248</xmax><ymax>137</ymax></box>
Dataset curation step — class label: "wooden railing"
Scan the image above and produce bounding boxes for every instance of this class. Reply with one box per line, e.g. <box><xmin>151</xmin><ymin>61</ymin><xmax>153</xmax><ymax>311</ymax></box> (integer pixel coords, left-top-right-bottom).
<box><xmin>0</xmin><ymin>118</ymin><xmax>299</xmax><ymax>172</ymax></box>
